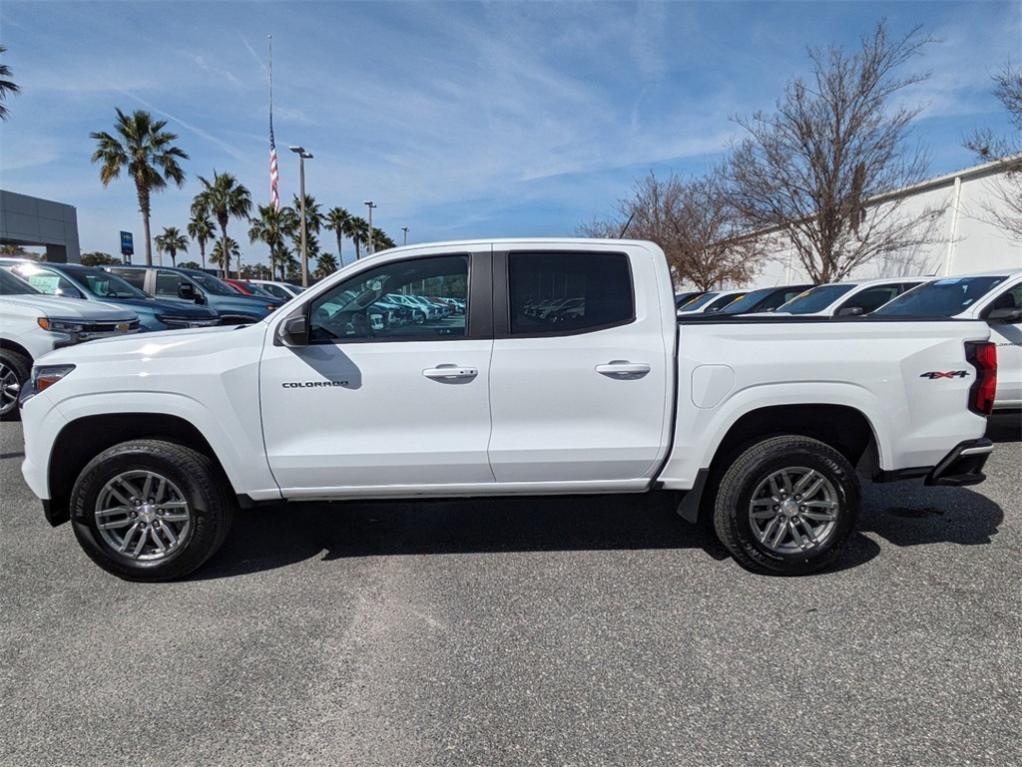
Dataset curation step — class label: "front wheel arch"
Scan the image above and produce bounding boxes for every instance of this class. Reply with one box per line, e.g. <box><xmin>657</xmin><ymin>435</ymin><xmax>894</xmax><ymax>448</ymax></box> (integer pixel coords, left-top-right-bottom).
<box><xmin>47</xmin><ymin>413</ymin><xmax>236</xmax><ymax>526</ymax></box>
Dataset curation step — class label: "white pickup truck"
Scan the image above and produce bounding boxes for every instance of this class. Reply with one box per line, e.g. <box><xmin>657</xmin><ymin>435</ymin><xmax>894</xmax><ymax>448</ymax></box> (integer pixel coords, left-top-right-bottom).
<box><xmin>19</xmin><ymin>239</ymin><xmax>997</xmax><ymax>580</ymax></box>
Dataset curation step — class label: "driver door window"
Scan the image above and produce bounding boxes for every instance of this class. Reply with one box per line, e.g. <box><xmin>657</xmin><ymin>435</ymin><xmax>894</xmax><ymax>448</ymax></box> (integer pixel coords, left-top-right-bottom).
<box><xmin>309</xmin><ymin>254</ymin><xmax>469</xmax><ymax>342</ymax></box>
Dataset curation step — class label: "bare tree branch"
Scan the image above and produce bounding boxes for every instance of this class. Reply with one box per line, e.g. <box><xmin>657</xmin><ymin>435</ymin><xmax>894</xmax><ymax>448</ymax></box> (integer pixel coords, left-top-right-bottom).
<box><xmin>727</xmin><ymin>21</ymin><xmax>941</xmax><ymax>282</ymax></box>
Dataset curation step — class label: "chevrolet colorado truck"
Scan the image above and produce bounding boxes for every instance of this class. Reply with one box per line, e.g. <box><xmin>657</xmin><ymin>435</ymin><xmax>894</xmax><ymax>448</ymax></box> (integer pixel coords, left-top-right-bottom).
<box><xmin>18</xmin><ymin>239</ymin><xmax>997</xmax><ymax>580</ymax></box>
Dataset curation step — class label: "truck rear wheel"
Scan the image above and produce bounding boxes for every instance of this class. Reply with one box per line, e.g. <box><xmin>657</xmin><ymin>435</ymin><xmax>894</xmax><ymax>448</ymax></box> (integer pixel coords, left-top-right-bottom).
<box><xmin>69</xmin><ymin>440</ymin><xmax>234</xmax><ymax>581</ymax></box>
<box><xmin>712</xmin><ymin>435</ymin><xmax>860</xmax><ymax>575</ymax></box>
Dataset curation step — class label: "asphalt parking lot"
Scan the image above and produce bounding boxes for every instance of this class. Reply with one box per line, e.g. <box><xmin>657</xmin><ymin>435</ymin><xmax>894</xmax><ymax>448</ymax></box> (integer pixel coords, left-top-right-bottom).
<box><xmin>1</xmin><ymin>417</ymin><xmax>1019</xmax><ymax>767</ymax></box>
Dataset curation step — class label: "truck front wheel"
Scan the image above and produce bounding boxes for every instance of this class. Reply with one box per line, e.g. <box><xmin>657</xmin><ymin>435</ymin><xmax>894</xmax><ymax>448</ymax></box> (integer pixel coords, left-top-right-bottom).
<box><xmin>712</xmin><ymin>435</ymin><xmax>860</xmax><ymax>575</ymax></box>
<box><xmin>69</xmin><ymin>440</ymin><xmax>234</xmax><ymax>581</ymax></box>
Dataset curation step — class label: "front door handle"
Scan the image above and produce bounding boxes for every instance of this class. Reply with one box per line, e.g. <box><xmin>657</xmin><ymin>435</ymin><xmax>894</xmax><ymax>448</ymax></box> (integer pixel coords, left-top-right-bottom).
<box><xmin>423</xmin><ymin>365</ymin><xmax>479</xmax><ymax>381</ymax></box>
<box><xmin>595</xmin><ymin>361</ymin><xmax>651</xmax><ymax>379</ymax></box>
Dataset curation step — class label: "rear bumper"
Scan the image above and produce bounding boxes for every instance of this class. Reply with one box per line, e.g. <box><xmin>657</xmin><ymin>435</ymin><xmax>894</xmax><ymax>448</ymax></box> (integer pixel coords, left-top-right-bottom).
<box><xmin>925</xmin><ymin>438</ymin><xmax>993</xmax><ymax>487</ymax></box>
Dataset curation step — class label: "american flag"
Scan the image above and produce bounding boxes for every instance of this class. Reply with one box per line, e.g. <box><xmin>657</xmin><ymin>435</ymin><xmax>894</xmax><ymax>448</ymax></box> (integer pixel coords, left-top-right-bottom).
<box><xmin>269</xmin><ymin>117</ymin><xmax>280</xmax><ymax>212</ymax></box>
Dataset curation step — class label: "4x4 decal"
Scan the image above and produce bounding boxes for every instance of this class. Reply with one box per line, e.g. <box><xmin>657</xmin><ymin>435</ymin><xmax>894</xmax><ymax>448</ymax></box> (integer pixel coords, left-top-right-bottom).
<box><xmin>919</xmin><ymin>370</ymin><xmax>969</xmax><ymax>379</ymax></box>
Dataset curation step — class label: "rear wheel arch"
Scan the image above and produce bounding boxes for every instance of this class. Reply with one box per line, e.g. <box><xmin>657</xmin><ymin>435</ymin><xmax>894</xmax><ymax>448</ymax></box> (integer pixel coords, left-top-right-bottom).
<box><xmin>682</xmin><ymin>404</ymin><xmax>878</xmax><ymax>524</ymax></box>
<box><xmin>47</xmin><ymin>413</ymin><xmax>236</xmax><ymax>525</ymax></box>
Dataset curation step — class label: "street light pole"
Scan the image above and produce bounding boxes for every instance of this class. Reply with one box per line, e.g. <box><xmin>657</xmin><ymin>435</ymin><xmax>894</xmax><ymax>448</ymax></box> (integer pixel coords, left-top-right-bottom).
<box><xmin>364</xmin><ymin>200</ymin><xmax>377</xmax><ymax>255</ymax></box>
<box><xmin>290</xmin><ymin>145</ymin><xmax>314</xmax><ymax>286</ymax></box>
<box><xmin>402</xmin><ymin>226</ymin><xmax>408</xmax><ymax>245</ymax></box>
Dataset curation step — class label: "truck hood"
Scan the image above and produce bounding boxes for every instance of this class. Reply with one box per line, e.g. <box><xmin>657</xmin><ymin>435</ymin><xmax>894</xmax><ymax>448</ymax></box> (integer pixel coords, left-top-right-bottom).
<box><xmin>214</xmin><ymin>294</ymin><xmax>282</xmax><ymax>313</ymax></box>
<box><xmin>39</xmin><ymin>321</ymin><xmax>267</xmax><ymax>365</ymax></box>
<box><xmin>1</xmin><ymin>294</ymin><xmax>137</xmax><ymax>321</ymax></box>
<box><xmin>113</xmin><ymin>297</ymin><xmax>219</xmax><ymax>319</ymax></box>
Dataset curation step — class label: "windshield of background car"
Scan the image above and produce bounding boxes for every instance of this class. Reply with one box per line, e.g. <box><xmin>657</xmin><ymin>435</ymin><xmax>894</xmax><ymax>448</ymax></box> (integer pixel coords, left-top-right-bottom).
<box><xmin>678</xmin><ymin>291</ymin><xmax>719</xmax><ymax>311</ymax></box>
<box><xmin>777</xmin><ymin>284</ymin><xmax>856</xmax><ymax>314</ymax></box>
<box><xmin>0</xmin><ymin>268</ymin><xmax>41</xmax><ymax>295</ymax></box>
<box><xmin>705</xmin><ymin>293</ymin><xmax>745</xmax><ymax>311</ymax></box>
<box><xmin>718</xmin><ymin>288</ymin><xmax>774</xmax><ymax>314</ymax></box>
<box><xmin>187</xmin><ymin>271</ymin><xmax>236</xmax><ymax>296</ymax></box>
<box><xmin>872</xmin><ymin>276</ymin><xmax>1008</xmax><ymax>317</ymax></box>
<box><xmin>72</xmin><ymin>268</ymin><xmax>148</xmax><ymax>299</ymax></box>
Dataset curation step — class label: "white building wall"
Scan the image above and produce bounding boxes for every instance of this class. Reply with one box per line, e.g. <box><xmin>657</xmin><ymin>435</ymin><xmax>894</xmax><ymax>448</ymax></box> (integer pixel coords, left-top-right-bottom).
<box><xmin>739</xmin><ymin>161</ymin><xmax>1022</xmax><ymax>289</ymax></box>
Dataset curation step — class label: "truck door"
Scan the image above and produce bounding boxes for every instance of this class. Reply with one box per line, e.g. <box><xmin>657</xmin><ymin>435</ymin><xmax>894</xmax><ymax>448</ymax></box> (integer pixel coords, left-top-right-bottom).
<box><xmin>487</xmin><ymin>246</ymin><xmax>672</xmax><ymax>484</ymax></box>
<box><xmin>259</xmin><ymin>248</ymin><xmax>495</xmax><ymax>495</ymax></box>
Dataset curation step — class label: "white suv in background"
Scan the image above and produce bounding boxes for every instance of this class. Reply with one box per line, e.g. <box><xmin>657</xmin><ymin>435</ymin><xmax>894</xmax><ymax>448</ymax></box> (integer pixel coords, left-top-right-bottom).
<box><xmin>774</xmin><ymin>277</ymin><xmax>930</xmax><ymax>317</ymax></box>
<box><xmin>0</xmin><ymin>268</ymin><xmax>140</xmax><ymax>419</ymax></box>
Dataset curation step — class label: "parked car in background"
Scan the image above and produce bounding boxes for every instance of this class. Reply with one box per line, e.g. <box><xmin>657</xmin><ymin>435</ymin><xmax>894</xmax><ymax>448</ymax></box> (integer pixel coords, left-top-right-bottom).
<box><xmin>774</xmin><ymin>277</ymin><xmax>929</xmax><ymax>317</ymax></box>
<box><xmin>222</xmin><ymin>278</ymin><xmax>277</xmax><ymax>298</ymax></box>
<box><xmin>674</xmin><ymin>291</ymin><xmax>706</xmax><ymax>309</ymax></box>
<box><xmin>873</xmin><ymin>270</ymin><xmax>1022</xmax><ymax>412</ymax></box>
<box><xmin>676</xmin><ymin>289</ymin><xmax>747</xmax><ymax>314</ymax></box>
<box><xmin>386</xmin><ymin>293</ymin><xmax>427</xmax><ymax>323</ymax></box>
<box><xmin>105</xmin><ymin>265</ymin><xmax>283</xmax><ymax>324</ymax></box>
<box><xmin>249</xmin><ymin>279</ymin><xmax>305</xmax><ymax>300</ymax></box>
<box><xmin>717</xmin><ymin>284</ymin><xmax>814</xmax><ymax>315</ymax></box>
<box><xmin>0</xmin><ymin>269</ymin><xmax>139</xmax><ymax>420</ymax></box>
<box><xmin>0</xmin><ymin>260</ymin><xmax>220</xmax><ymax>332</ymax></box>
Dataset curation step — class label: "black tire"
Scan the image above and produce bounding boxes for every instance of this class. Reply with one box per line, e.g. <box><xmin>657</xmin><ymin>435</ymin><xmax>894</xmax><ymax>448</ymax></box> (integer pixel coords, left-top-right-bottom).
<box><xmin>0</xmin><ymin>348</ymin><xmax>31</xmax><ymax>421</ymax></box>
<box><xmin>712</xmin><ymin>435</ymin><xmax>861</xmax><ymax>576</ymax></box>
<box><xmin>70</xmin><ymin>439</ymin><xmax>234</xmax><ymax>581</ymax></box>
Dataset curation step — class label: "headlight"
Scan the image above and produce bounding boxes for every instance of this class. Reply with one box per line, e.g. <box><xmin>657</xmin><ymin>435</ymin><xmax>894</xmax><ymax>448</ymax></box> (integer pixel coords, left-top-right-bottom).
<box><xmin>37</xmin><ymin>317</ymin><xmax>84</xmax><ymax>333</ymax></box>
<box><xmin>266</xmin><ymin>304</ymin><xmax>277</xmax><ymax>313</ymax></box>
<box><xmin>35</xmin><ymin>364</ymin><xmax>76</xmax><ymax>391</ymax></box>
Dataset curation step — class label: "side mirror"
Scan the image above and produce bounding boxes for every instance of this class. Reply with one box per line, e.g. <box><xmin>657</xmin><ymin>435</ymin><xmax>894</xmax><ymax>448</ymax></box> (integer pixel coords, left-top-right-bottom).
<box><xmin>279</xmin><ymin>314</ymin><xmax>309</xmax><ymax>346</ymax></box>
<box><xmin>987</xmin><ymin>306</ymin><xmax>1022</xmax><ymax>323</ymax></box>
<box><xmin>836</xmin><ymin>306</ymin><xmax>865</xmax><ymax>317</ymax></box>
<box><xmin>177</xmin><ymin>282</ymin><xmax>197</xmax><ymax>301</ymax></box>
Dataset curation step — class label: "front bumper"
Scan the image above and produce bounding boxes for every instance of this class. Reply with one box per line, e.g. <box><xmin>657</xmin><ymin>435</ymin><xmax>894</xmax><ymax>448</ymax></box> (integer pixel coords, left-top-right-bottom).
<box><xmin>925</xmin><ymin>438</ymin><xmax>993</xmax><ymax>487</ymax></box>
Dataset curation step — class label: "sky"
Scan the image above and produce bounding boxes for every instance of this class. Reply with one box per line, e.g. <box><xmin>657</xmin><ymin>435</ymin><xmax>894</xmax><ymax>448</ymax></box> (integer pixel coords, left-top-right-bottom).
<box><xmin>0</xmin><ymin>0</ymin><xmax>1019</xmax><ymax>267</ymax></box>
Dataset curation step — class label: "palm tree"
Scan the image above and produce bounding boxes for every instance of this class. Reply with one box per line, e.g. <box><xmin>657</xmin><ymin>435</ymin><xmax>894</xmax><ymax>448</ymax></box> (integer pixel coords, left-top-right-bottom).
<box><xmin>324</xmin><ymin>206</ymin><xmax>351</xmax><ymax>266</ymax></box>
<box><xmin>292</xmin><ymin>194</ymin><xmax>324</xmax><ymax>245</ymax></box>
<box><xmin>187</xmin><ymin>200</ymin><xmax>216</xmax><ymax>270</ymax></box>
<box><xmin>249</xmin><ymin>204</ymin><xmax>297</xmax><ymax>281</ymax></box>
<box><xmin>90</xmin><ymin>108</ymin><xmax>188</xmax><ymax>266</ymax></box>
<box><xmin>347</xmin><ymin>216</ymin><xmax>369</xmax><ymax>260</ymax></box>
<box><xmin>196</xmin><ymin>171</ymin><xmax>251</xmax><ymax>278</ymax></box>
<box><xmin>372</xmin><ymin>227</ymin><xmax>396</xmax><ymax>251</ymax></box>
<box><xmin>210</xmin><ymin>236</ymin><xmax>240</xmax><ymax>272</ymax></box>
<box><xmin>154</xmin><ymin>226</ymin><xmax>188</xmax><ymax>266</ymax></box>
<box><xmin>314</xmin><ymin>252</ymin><xmax>338</xmax><ymax>279</ymax></box>
<box><xmin>0</xmin><ymin>46</ymin><xmax>19</xmax><ymax>120</ymax></box>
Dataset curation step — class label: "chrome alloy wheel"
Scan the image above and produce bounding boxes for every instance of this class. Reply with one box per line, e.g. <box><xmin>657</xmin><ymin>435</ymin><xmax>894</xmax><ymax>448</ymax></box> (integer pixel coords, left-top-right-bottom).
<box><xmin>749</xmin><ymin>467</ymin><xmax>840</xmax><ymax>554</ymax></box>
<box><xmin>94</xmin><ymin>470</ymin><xmax>192</xmax><ymax>561</ymax></box>
<box><xmin>0</xmin><ymin>362</ymin><xmax>20</xmax><ymax>416</ymax></box>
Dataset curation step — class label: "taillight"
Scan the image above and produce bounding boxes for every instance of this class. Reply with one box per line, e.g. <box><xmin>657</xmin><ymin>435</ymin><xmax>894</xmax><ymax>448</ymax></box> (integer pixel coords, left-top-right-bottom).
<box><xmin>965</xmin><ymin>341</ymin><xmax>997</xmax><ymax>416</ymax></box>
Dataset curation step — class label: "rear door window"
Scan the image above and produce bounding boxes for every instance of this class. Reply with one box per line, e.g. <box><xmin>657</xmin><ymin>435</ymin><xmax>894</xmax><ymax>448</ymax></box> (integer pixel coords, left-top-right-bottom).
<box><xmin>507</xmin><ymin>251</ymin><xmax>633</xmax><ymax>335</ymax></box>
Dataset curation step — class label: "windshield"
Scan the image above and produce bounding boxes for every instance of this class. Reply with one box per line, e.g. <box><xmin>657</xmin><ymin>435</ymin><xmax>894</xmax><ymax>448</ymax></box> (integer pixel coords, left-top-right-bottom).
<box><xmin>705</xmin><ymin>292</ymin><xmax>744</xmax><ymax>312</ymax></box>
<box><xmin>872</xmin><ymin>276</ymin><xmax>1008</xmax><ymax>317</ymax></box>
<box><xmin>777</xmin><ymin>284</ymin><xmax>856</xmax><ymax>314</ymax></box>
<box><xmin>718</xmin><ymin>288</ymin><xmax>771</xmax><ymax>314</ymax></box>
<box><xmin>72</xmin><ymin>268</ymin><xmax>148</xmax><ymax>299</ymax></box>
<box><xmin>0</xmin><ymin>269</ymin><xmax>40</xmax><ymax>295</ymax></box>
<box><xmin>187</xmin><ymin>271</ymin><xmax>236</xmax><ymax>296</ymax></box>
<box><xmin>678</xmin><ymin>291</ymin><xmax>719</xmax><ymax>311</ymax></box>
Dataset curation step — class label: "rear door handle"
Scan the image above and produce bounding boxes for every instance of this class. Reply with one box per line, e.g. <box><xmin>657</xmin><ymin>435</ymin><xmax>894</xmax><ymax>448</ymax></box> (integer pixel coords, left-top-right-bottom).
<box><xmin>423</xmin><ymin>365</ymin><xmax>479</xmax><ymax>381</ymax></box>
<box><xmin>595</xmin><ymin>361</ymin><xmax>651</xmax><ymax>379</ymax></box>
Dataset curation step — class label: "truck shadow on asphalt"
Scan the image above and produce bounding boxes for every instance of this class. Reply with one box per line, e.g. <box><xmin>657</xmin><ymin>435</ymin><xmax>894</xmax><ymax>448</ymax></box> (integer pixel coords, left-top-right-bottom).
<box><xmin>194</xmin><ymin>483</ymin><xmax>1002</xmax><ymax>581</ymax></box>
